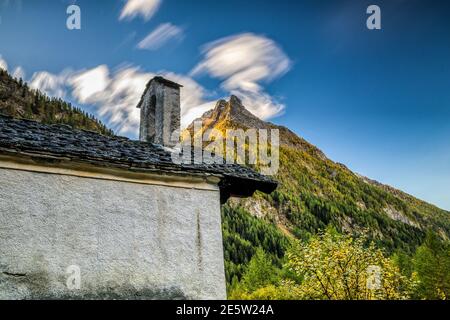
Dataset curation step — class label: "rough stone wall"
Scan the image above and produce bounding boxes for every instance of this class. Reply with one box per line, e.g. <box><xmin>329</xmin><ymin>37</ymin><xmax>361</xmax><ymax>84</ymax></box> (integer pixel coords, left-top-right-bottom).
<box><xmin>139</xmin><ymin>81</ymin><xmax>180</xmax><ymax>147</ymax></box>
<box><xmin>0</xmin><ymin>168</ymin><xmax>226</xmax><ymax>300</ymax></box>
<box><xmin>162</xmin><ymin>85</ymin><xmax>181</xmax><ymax>147</ymax></box>
<box><xmin>139</xmin><ymin>84</ymin><xmax>163</xmax><ymax>143</ymax></box>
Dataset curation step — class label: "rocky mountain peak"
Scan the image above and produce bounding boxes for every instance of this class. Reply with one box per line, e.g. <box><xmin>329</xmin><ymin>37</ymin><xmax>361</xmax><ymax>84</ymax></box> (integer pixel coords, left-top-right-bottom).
<box><xmin>187</xmin><ymin>95</ymin><xmax>325</xmax><ymax>154</ymax></box>
<box><xmin>194</xmin><ymin>95</ymin><xmax>270</xmax><ymax>131</ymax></box>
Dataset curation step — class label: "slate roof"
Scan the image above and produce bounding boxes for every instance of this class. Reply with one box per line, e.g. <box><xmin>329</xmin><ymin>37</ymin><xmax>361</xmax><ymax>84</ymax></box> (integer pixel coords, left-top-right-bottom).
<box><xmin>0</xmin><ymin>115</ymin><xmax>277</xmax><ymax>202</ymax></box>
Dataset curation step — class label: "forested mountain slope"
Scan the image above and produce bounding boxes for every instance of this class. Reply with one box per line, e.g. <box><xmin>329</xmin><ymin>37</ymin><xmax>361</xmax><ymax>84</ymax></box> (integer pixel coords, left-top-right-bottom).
<box><xmin>0</xmin><ymin>70</ymin><xmax>113</xmax><ymax>135</ymax></box>
<box><xmin>187</xmin><ymin>95</ymin><xmax>450</xmax><ymax>284</ymax></box>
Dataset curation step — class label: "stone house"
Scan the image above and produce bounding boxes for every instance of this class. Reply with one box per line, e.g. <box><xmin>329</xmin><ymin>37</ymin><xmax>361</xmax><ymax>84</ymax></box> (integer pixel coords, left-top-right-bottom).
<box><xmin>0</xmin><ymin>76</ymin><xmax>276</xmax><ymax>300</ymax></box>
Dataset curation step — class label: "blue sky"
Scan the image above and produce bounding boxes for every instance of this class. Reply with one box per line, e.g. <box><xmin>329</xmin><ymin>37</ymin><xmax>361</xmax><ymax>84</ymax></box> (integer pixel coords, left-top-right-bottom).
<box><xmin>0</xmin><ymin>0</ymin><xmax>449</xmax><ymax>210</ymax></box>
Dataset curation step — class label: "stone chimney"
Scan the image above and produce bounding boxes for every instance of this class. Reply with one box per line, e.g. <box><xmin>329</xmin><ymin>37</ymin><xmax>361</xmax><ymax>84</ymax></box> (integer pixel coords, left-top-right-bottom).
<box><xmin>137</xmin><ymin>76</ymin><xmax>182</xmax><ymax>147</ymax></box>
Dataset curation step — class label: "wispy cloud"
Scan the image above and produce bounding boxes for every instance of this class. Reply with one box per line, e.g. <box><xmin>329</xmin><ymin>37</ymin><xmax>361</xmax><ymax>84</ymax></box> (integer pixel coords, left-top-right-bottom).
<box><xmin>191</xmin><ymin>33</ymin><xmax>291</xmax><ymax>120</ymax></box>
<box><xmin>69</xmin><ymin>65</ymin><xmax>110</xmax><ymax>104</ymax></box>
<box><xmin>68</xmin><ymin>65</ymin><xmax>210</xmax><ymax>135</ymax></box>
<box><xmin>137</xmin><ymin>23</ymin><xmax>183</xmax><ymax>50</ymax></box>
<box><xmin>1</xmin><ymin>33</ymin><xmax>291</xmax><ymax>137</ymax></box>
<box><xmin>12</xmin><ymin>66</ymin><xmax>25</xmax><ymax>80</ymax></box>
<box><xmin>119</xmin><ymin>0</ymin><xmax>161</xmax><ymax>21</ymax></box>
<box><xmin>69</xmin><ymin>65</ymin><xmax>151</xmax><ymax>135</ymax></box>
<box><xmin>29</xmin><ymin>69</ymin><xmax>73</xmax><ymax>98</ymax></box>
<box><xmin>0</xmin><ymin>55</ymin><xmax>8</xmax><ymax>71</ymax></box>
<box><xmin>3</xmin><ymin>49</ymin><xmax>210</xmax><ymax>137</ymax></box>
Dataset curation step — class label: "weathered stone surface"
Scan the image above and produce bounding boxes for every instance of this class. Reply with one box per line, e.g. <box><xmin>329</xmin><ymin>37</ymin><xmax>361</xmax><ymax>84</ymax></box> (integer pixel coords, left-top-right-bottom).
<box><xmin>138</xmin><ymin>77</ymin><xmax>181</xmax><ymax>148</ymax></box>
<box><xmin>0</xmin><ymin>168</ymin><xmax>226</xmax><ymax>300</ymax></box>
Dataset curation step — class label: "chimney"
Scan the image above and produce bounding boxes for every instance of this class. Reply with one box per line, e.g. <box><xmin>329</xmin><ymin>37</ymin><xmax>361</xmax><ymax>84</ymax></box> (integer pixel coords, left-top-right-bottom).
<box><xmin>137</xmin><ymin>76</ymin><xmax>183</xmax><ymax>147</ymax></box>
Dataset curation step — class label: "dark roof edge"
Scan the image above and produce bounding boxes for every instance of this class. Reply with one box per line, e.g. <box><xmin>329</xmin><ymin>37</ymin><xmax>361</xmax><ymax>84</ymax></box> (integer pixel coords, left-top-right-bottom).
<box><xmin>152</xmin><ymin>76</ymin><xmax>183</xmax><ymax>88</ymax></box>
<box><xmin>137</xmin><ymin>76</ymin><xmax>183</xmax><ymax>109</ymax></box>
<box><xmin>219</xmin><ymin>174</ymin><xmax>277</xmax><ymax>204</ymax></box>
<box><xmin>0</xmin><ymin>145</ymin><xmax>277</xmax><ymax>202</ymax></box>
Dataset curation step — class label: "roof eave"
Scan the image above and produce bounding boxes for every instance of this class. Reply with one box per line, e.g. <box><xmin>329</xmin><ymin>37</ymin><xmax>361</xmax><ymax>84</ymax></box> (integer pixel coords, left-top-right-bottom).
<box><xmin>219</xmin><ymin>175</ymin><xmax>278</xmax><ymax>204</ymax></box>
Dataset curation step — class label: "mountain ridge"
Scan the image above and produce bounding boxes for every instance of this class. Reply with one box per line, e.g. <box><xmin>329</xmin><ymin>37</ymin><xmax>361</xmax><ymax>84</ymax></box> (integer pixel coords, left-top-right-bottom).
<box><xmin>189</xmin><ymin>95</ymin><xmax>450</xmax><ymax>252</ymax></box>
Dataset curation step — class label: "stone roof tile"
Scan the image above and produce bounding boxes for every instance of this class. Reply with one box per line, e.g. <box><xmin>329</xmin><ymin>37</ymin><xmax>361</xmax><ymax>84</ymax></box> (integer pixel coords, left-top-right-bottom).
<box><xmin>0</xmin><ymin>115</ymin><xmax>277</xmax><ymax>202</ymax></box>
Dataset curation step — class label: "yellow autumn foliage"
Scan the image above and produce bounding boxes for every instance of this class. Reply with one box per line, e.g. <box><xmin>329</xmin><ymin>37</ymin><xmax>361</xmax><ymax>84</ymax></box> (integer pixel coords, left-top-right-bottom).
<box><xmin>283</xmin><ymin>230</ymin><xmax>413</xmax><ymax>300</ymax></box>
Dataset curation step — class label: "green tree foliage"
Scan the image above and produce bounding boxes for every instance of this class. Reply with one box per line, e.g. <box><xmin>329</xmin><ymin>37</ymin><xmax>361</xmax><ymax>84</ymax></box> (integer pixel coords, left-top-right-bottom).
<box><xmin>228</xmin><ymin>248</ymin><xmax>280</xmax><ymax>299</ymax></box>
<box><xmin>241</xmin><ymin>248</ymin><xmax>279</xmax><ymax>291</ymax></box>
<box><xmin>222</xmin><ymin>204</ymin><xmax>289</xmax><ymax>287</ymax></box>
<box><xmin>412</xmin><ymin>231</ymin><xmax>450</xmax><ymax>299</ymax></box>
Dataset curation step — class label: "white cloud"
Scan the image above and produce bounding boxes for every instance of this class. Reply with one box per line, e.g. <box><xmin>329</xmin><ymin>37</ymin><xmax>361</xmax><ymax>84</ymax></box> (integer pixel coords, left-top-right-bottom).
<box><xmin>12</xmin><ymin>66</ymin><xmax>25</xmax><ymax>80</ymax></box>
<box><xmin>29</xmin><ymin>70</ymin><xmax>73</xmax><ymax>98</ymax></box>
<box><xmin>68</xmin><ymin>65</ymin><xmax>151</xmax><ymax>135</ymax></box>
<box><xmin>67</xmin><ymin>65</ymin><xmax>209</xmax><ymax>135</ymax></box>
<box><xmin>191</xmin><ymin>33</ymin><xmax>291</xmax><ymax>120</ymax></box>
<box><xmin>231</xmin><ymin>90</ymin><xmax>285</xmax><ymax>120</ymax></box>
<box><xmin>21</xmin><ymin>60</ymin><xmax>209</xmax><ymax>137</ymax></box>
<box><xmin>180</xmin><ymin>100</ymin><xmax>217</xmax><ymax>128</ymax></box>
<box><xmin>69</xmin><ymin>65</ymin><xmax>110</xmax><ymax>104</ymax></box>
<box><xmin>0</xmin><ymin>55</ymin><xmax>8</xmax><ymax>71</ymax></box>
<box><xmin>119</xmin><ymin>0</ymin><xmax>161</xmax><ymax>21</ymax></box>
<box><xmin>137</xmin><ymin>23</ymin><xmax>183</xmax><ymax>50</ymax></box>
